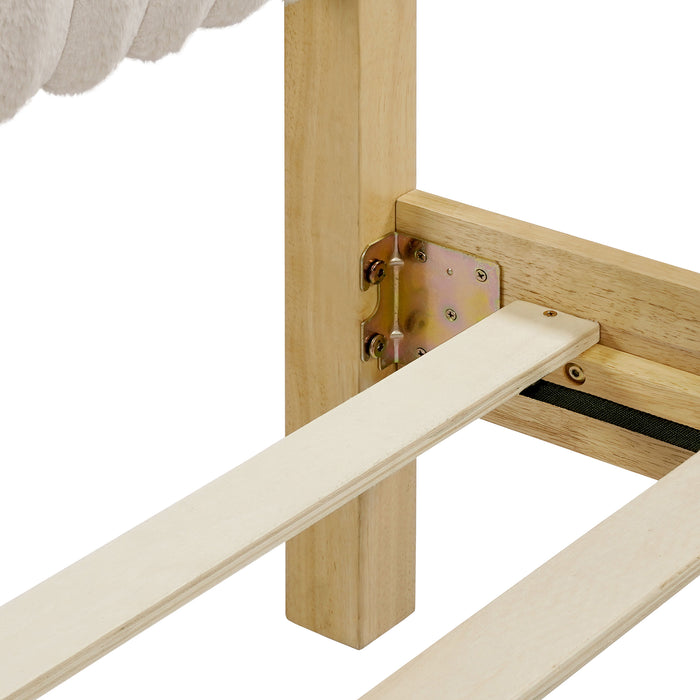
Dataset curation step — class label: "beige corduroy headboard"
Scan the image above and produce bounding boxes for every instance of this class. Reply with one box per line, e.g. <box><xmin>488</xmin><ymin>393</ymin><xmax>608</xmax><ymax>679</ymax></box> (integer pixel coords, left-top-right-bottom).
<box><xmin>0</xmin><ymin>0</ymin><xmax>297</xmax><ymax>123</ymax></box>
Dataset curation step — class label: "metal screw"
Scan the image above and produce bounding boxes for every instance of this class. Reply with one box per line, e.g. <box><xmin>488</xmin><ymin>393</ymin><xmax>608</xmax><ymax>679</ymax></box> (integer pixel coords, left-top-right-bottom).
<box><xmin>417</xmin><ymin>347</ymin><xmax>427</xmax><ymax>357</ymax></box>
<box><xmin>445</xmin><ymin>308</ymin><xmax>458</xmax><ymax>322</ymax></box>
<box><xmin>414</xmin><ymin>249</ymin><xmax>428</xmax><ymax>263</ymax></box>
<box><xmin>366</xmin><ymin>333</ymin><xmax>386</xmax><ymax>359</ymax></box>
<box><xmin>365</xmin><ymin>259</ymin><xmax>386</xmax><ymax>285</ymax></box>
<box><xmin>446</xmin><ymin>268</ymin><xmax>454</xmax><ymax>276</ymax></box>
<box><xmin>475</xmin><ymin>268</ymin><xmax>488</xmax><ymax>282</ymax></box>
<box><xmin>566</xmin><ymin>363</ymin><xmax>586</xmax><ymax>385</ymax></box>
<box><xmin>543</xmin><ymin>310</ymin><xmax>558</xmax><ymax>317</ymax></box>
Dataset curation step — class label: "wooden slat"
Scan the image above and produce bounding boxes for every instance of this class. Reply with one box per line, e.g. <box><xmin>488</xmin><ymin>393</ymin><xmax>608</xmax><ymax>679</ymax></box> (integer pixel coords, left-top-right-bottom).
<box><xmin>544</xmin><ymin>344</ymin><xmax>700</xmax><ymax>431</ymax></box>
<box><xmin>396</xmin><ymin>190</ymin><xmax>700</xmax><ymax>471</ymax></box>
<box><xmin>362</xmin><ymin>450</ymin><xmax>700</xmax><ymax>700</ymax></box>
<box><xmin>0</xmin><ymin>302</ymin><xmax>598</xmax><ymax>700</ymax></box>
<box><xmin>486</xmin><ymin>395</ymin><xmax>693</xmax><ymax>480</ymax></box>
<box><xmin>285</xmin><ymin>0</ymin><xmax>417</xmax><ymax>648</ymax></box>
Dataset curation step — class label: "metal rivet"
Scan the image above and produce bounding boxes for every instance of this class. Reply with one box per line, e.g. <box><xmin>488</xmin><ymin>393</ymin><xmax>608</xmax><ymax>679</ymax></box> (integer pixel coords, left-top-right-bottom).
<box><xmin>365</xmin><ymin>259</ymin><xmax>386</xmax><ymax>285</ymax></box>
<box><xmin>475</xmin><ymin>268</ymin><xmax>488</xmax><ymax>282</ymax></box>
<box><xmin>366</xmin><ymin>333</ymin><xmax>386</xmax><ymax>359</ymax></box>
<box><xmin>417</xmin><ymin>347</ymin><xmax>427</xmax><ymax>357</ymax></box>
<box><xmin>446</xmin><ymin>268</ymin><xmax>454</xmax><ymax>276</ymax></box>
<box><xmin>566</xmin><ymin>363</ymin><xmax>586</xmax><ymax>385</ymax></box>
<box><xmin>543</xmin><ymin>310</ymin><xmax>558</xmax><ymax>317</ymax></box>
<box><xmin>445</xmin><ymin>308</ymin><xmax>458</xmax><ymax>322</ymax></box>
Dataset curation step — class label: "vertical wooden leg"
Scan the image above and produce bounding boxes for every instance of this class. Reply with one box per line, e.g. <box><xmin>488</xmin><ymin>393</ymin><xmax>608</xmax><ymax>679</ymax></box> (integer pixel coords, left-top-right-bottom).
<box><xmin>284</xmin><ymin>0</ymin><xmax>417</xmax><ymax>648</ymax></box>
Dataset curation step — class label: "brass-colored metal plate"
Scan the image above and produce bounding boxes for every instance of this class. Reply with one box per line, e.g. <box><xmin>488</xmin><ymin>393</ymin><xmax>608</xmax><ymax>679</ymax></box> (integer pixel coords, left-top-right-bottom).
<box><xmin>361</xmin><ymin>233</ymin><xmax>500</xmax><ymax>368</ymax></box>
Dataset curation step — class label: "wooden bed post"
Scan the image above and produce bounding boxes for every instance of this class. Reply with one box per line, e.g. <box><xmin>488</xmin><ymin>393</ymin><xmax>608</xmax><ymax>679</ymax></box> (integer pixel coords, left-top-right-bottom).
<box><xmin>284</xmin><ymin>0</ymin><xmax>417</xmax><ymax>648</ymax></box>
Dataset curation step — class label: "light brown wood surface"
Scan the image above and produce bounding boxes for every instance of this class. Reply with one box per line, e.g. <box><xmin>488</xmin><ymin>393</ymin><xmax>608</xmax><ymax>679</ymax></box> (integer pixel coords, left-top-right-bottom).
<box><xmin>544</xmin><ymin>344</ymin><xmax>700</xmax><ymax>430</ymax></box>
<box><xmin>362</xmin><ymin>450</ymin><xmax>700</xmax><ymax>700</ymax></box>
<box><xmin>396</xmin><ymin>190</ymin><xmax>699</xmax><ymax>373</ymax></box>
<box><xmin>285</xmin><ymin>0</ymin><xmax>417</xmax><ymax>648</ymax></box>
<box><xmin>397</xmin><ymin>190</ymin><xmax>699</xmax><ymax>473</ymax></box>
<box><xmin>0</xmin><ymin>303</ymin><xmax>598</xmax><ymax>700</ymax></box>
<box><xmin>486</xmin><ymin>395</ymin><xmax>693</xmax><ymax>480</ymax></box>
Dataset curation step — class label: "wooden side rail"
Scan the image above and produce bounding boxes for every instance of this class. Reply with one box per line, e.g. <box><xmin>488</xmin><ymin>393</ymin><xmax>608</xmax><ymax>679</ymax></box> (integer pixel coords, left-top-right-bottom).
<box><xmin>397</xmin><ymin>190</ymin><xmax>700</xmax><ymax>478</ymax></box>
<box><xmin>363</xmin><ymin>449</ymin><xmax>700</xmax><ymax>700</ymax></box>
<box><xmin>0</xmin><ymin>302</ymin><xmax>598</xmax><ymax>700</ymax></box>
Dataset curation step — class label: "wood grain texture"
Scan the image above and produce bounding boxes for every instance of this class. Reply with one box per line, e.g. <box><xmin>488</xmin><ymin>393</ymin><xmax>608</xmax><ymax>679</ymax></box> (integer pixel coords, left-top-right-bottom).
<box><xmin>0</xmin><ymin>303</ymin><xmax>598</xmax><ymax>700</ymax></box>
<box><xmin>486</xmin><ymin>395</ymin><xmax>693</xmax><ymax>480</ymax></box>
<box><xmin>397</xmin><ymin>190</ymin><xmax>699</xmax><ymax>472</ymax></box>
<box><xmin>544</xmin><ymin>344</ymin><xmax>700</xmax><ymax>431</ymax></box>
<box><xmin>285</xmin><ymin>0</ymin><xmax>417</xmax><ymax>648</ymax></box>
<box><xmin>396</xmin><ymin>190</ymin><xmax>699</xmax><ymax>373</ymax></box>
<box><xmin>362</xmin><ymin>450</ymin><xmax>700</xmax><ymax>700</ymax></box>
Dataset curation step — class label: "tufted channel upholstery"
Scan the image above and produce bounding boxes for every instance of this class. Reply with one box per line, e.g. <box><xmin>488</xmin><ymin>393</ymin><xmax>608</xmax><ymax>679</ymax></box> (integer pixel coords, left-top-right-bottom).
<box><xmin>0</xmin><ymin>0</ymin><xmax>295</xmax><ymax>122</ymax></box>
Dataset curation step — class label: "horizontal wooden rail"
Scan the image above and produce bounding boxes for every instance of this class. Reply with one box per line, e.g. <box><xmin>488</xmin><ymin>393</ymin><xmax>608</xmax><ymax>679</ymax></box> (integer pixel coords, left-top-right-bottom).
<box><xmin>543</xmin><ymin>344</ymin><xmax>700</xmax><ymax>431</ymax></box>
<box><xmin>490</xmin><ymin>395</ymin><xmax>693</xmax><ymax>480</ymax></box>
<box><xmin>0</xmin><ymin>302</ymin><xmax>597</xmax><ymax>700</ymax></box>
<box><xmin>397</xmin><ymin>190</ymin><xmax>700</xmax><ymax>477</ymax></box>
<box><xmin>363</xmin><ymin>450</ymin><xmax>700</xmax><ymax>700</ymax></box>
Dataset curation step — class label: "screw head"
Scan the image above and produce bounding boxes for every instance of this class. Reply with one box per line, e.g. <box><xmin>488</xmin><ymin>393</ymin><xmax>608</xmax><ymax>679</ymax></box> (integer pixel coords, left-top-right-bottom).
<box><xmin>366</xmin><ymin>333</ymin><xmax>386</xmax><ymax>359</ymax></box>
<box><xmin>445</xmin><ymin>308</ymin><xmax>458</xmax><ymax>322</ymax></box>
<box><xmin>417</xmin><ymin>347</ymin><xmax>427</xmax><ymax>357</ymax></box>
<box><xmin>566</xmin><ymin>363</ymin><xmax>586</xmax><ymax>385</ymax></box>
<box><xmin>365</xmin><ymin>259</ymin><xmax>387</xmax><ymax>285</ymax></box>
<box><xmin>446</xmin><ymin>267</ymin><xmax>454</xmax><ymax>276</ymax></box>
<box><xmin>475</xmin><ymin>268</ymin><xmax>488</xmax><ymax>282</ymax></box>
<box><xmin>414</xmin><ymin>249</ymin><xmax>428</xmax><ymax>263</ymax></box>
<box><xmin>543</xmin><ymin>310</ymin><xmax>558</xmax><ymax>317</ymax></box>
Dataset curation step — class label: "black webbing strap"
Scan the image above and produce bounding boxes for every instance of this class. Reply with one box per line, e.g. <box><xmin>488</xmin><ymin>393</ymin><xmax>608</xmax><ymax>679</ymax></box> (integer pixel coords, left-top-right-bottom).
<box><xmin>521</xmin><ymin>380</ymin><xmax>700</xmax><ymax>453</ymax></box>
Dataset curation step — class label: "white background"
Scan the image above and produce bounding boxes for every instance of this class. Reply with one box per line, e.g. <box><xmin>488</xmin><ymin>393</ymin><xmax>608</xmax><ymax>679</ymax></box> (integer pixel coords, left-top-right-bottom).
<box><xmin>1</xmin><ymin>1</ymin><xmax>698</xmax><ymax>698</ymax></box>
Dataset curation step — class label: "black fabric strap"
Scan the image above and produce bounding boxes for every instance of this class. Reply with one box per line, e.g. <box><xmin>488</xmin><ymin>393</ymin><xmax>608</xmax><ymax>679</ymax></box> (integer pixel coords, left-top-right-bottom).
<box><xmin>521</xmin><ymin>380</ymin><xmax>700</xmax><ymax>453</ymax></box>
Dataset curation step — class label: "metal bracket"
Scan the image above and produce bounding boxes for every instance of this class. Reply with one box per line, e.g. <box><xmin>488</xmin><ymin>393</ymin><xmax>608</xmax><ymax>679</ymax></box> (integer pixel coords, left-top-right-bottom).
<box><xmin>361</xmin><ymin>233</ymin><xmax>501</xmax><ymax>369</ymax></box>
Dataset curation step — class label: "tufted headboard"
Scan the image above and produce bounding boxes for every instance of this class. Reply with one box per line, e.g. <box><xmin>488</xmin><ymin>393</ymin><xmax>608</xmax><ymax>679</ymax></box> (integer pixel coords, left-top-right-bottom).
<box><xmin>0</xmin><ymin>0</ymin><xmax>296</xmax><ymax>123</ymax></box>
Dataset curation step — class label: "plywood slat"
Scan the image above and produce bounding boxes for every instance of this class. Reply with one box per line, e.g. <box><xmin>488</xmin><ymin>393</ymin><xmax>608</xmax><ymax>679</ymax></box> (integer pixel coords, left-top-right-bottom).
<box><xmin>362</xmin><ymin>450</ymin><xmax>700</xmax><ymax>700</ymax></box>
<box><xmin>0</xmin><ymin>302</ymin><xmax>598</xmax><ymax>700</ymax></box>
